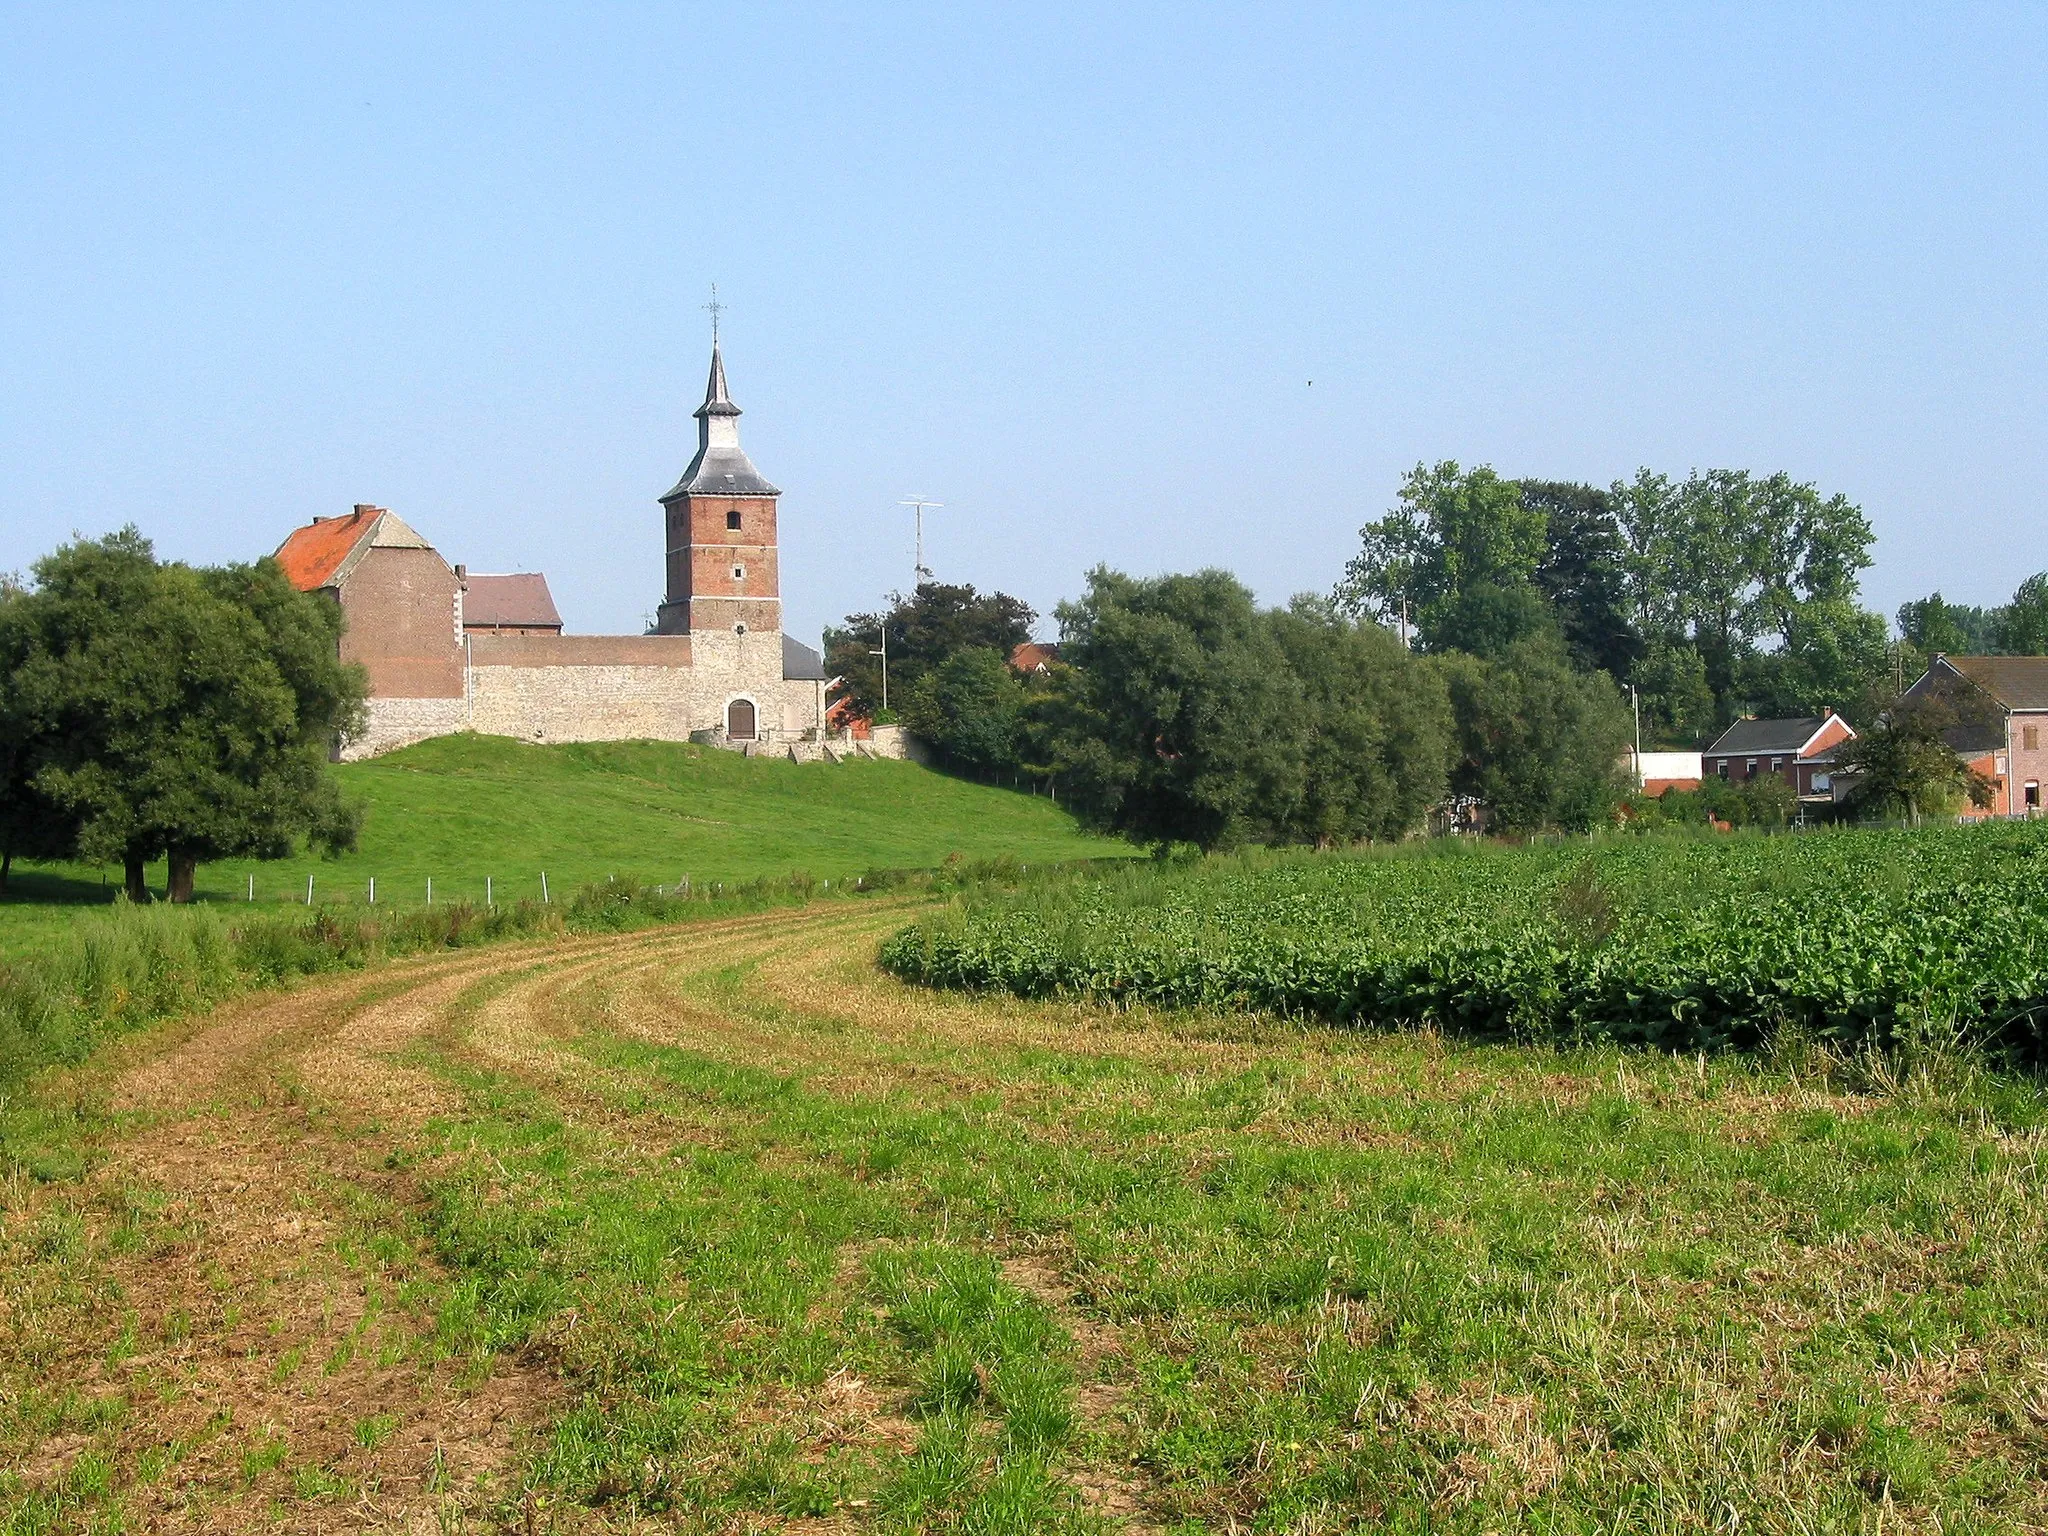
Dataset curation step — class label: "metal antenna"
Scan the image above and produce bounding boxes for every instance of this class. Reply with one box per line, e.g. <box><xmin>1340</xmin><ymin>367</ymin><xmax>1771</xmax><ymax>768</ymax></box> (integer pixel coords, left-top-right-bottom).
<box><xmin>899</xmin><ymin>495</ymin><xmax>944</xmax><ymax>584</ymax></box>
<box><xmin>703</xmin><ymin>283</ymin><xmax>723</xmax><ymax>345</ymax></box>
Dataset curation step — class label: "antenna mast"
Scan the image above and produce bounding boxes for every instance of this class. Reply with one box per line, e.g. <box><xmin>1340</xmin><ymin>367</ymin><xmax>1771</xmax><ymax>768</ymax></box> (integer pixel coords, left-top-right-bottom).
<box><xmin>899</xmin><ymin>495</ymin><xmax>944</xmax><ymax>585</ymax></box>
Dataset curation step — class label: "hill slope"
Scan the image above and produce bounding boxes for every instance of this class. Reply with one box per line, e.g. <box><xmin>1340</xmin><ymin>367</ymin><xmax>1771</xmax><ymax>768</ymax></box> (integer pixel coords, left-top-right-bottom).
<box><xmin>1</xmin><ymin>734</ymin><xmax>1125</xmax><ymax>945</ymax></box>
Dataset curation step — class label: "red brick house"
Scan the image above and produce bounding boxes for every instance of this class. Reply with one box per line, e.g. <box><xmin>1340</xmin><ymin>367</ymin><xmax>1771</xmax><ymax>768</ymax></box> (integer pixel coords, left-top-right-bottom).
<box><xmin>1701</xmin><ymin>711</ymin><xmax>1857</xmax><ymax>803</ymax></box>
<box><xmin>1900</xmin><ymin>655</ymin><xmax>2048</xmax><ymax>818</ymax></box>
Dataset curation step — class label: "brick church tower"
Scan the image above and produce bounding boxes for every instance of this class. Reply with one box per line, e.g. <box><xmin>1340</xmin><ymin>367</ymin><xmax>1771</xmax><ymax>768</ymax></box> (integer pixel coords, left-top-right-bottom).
<box><xmin>653</xmin><ymin>342</ymin><xmax>781</xmax><ymax>638</ymax></box>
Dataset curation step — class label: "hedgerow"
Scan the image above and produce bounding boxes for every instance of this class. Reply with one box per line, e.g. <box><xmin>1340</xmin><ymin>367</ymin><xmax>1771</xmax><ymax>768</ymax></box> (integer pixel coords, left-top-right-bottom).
<box><xmin>879</xmin><ymin>824</ymin><xmax>2048</xmax><ymax>1062</ymax></box>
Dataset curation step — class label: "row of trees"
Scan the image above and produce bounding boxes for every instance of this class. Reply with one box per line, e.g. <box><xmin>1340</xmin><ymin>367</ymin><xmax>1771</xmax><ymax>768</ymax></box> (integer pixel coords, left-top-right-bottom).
<box><xmin>1336</xmin><ymin>461</ymin><xmax>2048</xmax><ymax>746</ymax></box>
<box><xmin>0</xmin><ymin>530</ymin><xmax>363</xmax><ymax>899</ymax></box>
<box><xmin>828</xmin><ymin>571</ymin><xmax>1629</xmax><ymax>849</ymax></box>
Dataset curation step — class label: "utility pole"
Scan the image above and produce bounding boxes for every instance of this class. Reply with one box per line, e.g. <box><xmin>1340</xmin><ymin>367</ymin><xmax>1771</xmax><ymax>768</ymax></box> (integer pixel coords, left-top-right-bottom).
<box><xmin>870</xmin><ymin>625</ymin><xmax>888</xmax><ymax>713</ymax></box>
<box><xmin>899</xmin><ymin>496</ymin><xmax>943</xmax><ymax>586</ymax></box>
<box><xmin>1629</xmin><ymin>684</ymin><xmax>1643</xmax><ymax>786</ymax></box>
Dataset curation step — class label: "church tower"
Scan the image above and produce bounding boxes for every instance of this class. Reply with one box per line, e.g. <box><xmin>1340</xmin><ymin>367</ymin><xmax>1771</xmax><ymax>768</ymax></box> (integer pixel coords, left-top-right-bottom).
<box><xmin>654</xmin><ymin>342</ymin><xmax>781</xmax><ymax>639</ymax></box>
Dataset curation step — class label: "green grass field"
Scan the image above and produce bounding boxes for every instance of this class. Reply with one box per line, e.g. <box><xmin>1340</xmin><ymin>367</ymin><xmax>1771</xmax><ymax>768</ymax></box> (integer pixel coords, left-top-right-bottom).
<box><xmin>0</xmin><ymin>733</ymin><xmax>1125</xmax><ymax>960</ymax></box>
<box><xmin>6</xmin><ymin>903</ymin><xmax>2045</xmax><ymax>1532</ymax></box>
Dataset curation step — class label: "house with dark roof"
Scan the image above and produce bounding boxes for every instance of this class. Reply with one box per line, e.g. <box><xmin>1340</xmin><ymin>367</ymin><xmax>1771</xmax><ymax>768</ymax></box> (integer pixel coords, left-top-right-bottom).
<box><xmin>1901</xmin><ymin>655</ymin><xmax>2048</xmax><ymax>816</ymax></box>
<box><xmin>1701</xmin><ymin>712</ymin><xmax>1857</xmax><ymax>803</ymax></box>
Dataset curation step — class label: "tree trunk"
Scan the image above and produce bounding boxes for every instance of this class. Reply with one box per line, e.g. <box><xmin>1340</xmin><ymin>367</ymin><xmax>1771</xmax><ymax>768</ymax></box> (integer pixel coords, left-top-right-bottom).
<box><xmin>123</xmin><ymin>856</ymin><xmax>148</xmax><ymax>903</ymax></box>
<box><xmin>167</xmin><ymin>853</ymin><xmax>197</xmax><ymax>904</ymax></box>
<box><xmin>0</xmin><ymin>849</ymin><xmax>10</xmax><ymax>894</ymax></box>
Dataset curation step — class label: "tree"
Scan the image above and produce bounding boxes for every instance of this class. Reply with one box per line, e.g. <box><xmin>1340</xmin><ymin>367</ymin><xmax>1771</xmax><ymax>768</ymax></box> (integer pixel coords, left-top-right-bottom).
<box><xmin>1898</xmin><ymin>592</ymin><xmax>1998</xmax><ymax>657</ymax></box>
<box><xmin>1337</xmin><ymin>462</ymin><xmax>1548</xmax><ymax>647</ymax></box>
<box><xmin>1612</xmin><ymin>468</ymin><xmax>1873</xmax><ymax>723</ymax></box>
<box><xmin>17</xmin><ymin>530</ymin><xmax>365</xmax><ymax>901</ymax></box>
<box><xmin>899</xmin><ymin>647</ymin><xmax>1028</xmax><ymax>778</ymax></box>
<box><xmin>1632</xmin><ymin>638</ymin><xmax>1715</xmax><ymax>747</ymax></box>
<box><xmin>1996</xmin><ymin>573</ymin><xmax>2048</xmax><ymax>655</ymax></box>
<box><xmin>1740</xmin><ymin>598</ymin><xmax>1891</xmax><ymax>723</ymax></box>
<box><xmin>1438</xmin><ymin>636</ymin><xmax>1633</xmax><ymax>833</ymax></box>
<box><xmin>0</xmin><ymin>578</ymin><xmax>77</xmax><ymax>892</ymax></box>
<box><xmin>1036</xmin><ymin>568</ymin><xmax>1307</xmax><ymax>850</ymax></box>
<box><xmin>1524</xmin><ymin>480</ymin><xmax>1643</xmax><ymax>679</ymax></box>
<box><xmin>824</xmin><ymin>581</ymin><xmax>1036</xmax><ymax>720</ymax></box>
<box><xmin>1835</xmin><ymin>689</ymin><xmax>1997</xmax><ymax>822</ymax></box>
<box><xmin>1424</xmin><ymin>580</ymin><xmax>1558</xmax><ymax>659</ymax></box>
<box><xmin>1265</xmin><ymin>598</ymin><xmax>1450</xmax><ymax>845</ymax></box>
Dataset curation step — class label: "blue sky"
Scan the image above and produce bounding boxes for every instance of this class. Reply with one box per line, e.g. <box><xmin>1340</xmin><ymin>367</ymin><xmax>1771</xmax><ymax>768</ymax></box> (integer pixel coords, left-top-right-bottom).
<box><xmin>4</xmin><ymin>5</ymin><xmax>2043</xmax><ymax>646</ymax></box>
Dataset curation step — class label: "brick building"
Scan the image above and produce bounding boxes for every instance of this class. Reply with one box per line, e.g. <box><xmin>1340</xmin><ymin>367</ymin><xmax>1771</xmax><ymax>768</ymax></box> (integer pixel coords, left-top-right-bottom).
<box><xmin>1901</xmin><ymin>655</ymin><xmax>2048</xmax><ymax>817</ymax></box>
<box><xmin>274</xmin><ymin>341</ymin><xmax>830</xmax><ymax>760</ymax></box>
<box><xmin>1701</xmin><ymin>712</ymin><xmax>1856</xmax><ymax>804</ymax></box>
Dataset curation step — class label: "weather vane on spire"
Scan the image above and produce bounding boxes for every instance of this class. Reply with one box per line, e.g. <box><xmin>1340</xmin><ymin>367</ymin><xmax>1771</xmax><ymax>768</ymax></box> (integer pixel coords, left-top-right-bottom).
<box><xmin>703</xmin><ymin>283</ymin><xmax>723</xmax><ymax>346</ymax></box>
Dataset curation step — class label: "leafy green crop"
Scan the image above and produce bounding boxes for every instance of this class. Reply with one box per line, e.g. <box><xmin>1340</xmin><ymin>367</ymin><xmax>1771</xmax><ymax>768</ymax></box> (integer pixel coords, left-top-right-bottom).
<box><xmin>881</xmin><ymin>825</ymin><xmax>2048</xmax><ymax>1061</ymax></box>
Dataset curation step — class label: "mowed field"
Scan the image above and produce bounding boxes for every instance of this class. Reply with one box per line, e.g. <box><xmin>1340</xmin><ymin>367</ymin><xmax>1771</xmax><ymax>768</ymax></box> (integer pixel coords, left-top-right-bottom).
<box><xmin>0</xmin><ymin>734</ymin><xmax>1123</xmax><ymax>960</ymax></box>
<box><xmin>3</xmin><ymin>898</ymin><xmax>2045</xmax><ymax>1533</ymax></box>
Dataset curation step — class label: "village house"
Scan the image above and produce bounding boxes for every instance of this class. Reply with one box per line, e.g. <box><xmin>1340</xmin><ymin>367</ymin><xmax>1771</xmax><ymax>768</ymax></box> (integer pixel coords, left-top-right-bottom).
<box><xmin>1900</xmin><ymin>655</ymin><xmax>2048</xmax><ymax>817</ymax></box>
<box><xmin>1701</xmin><ymin>711</ymin><xmax>1856</xmax><ymax>804</ymax></box>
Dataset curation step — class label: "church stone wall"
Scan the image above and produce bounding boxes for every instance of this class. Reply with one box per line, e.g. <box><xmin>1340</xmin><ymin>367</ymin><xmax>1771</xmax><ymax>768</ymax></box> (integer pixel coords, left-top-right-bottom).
<box><xmin>339</xmin><ymin>627</ymin><xmax>823</xmax><ymax>760</ymax></box>
<box><xmin>346</xmin><ymin>696</ymin><xmax>471</xmax><ymax>760</ymax></box>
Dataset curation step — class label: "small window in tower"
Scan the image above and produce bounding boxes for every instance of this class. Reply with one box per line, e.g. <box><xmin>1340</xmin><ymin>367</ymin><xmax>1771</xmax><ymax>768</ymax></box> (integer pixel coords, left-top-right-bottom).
<box><xmin>732</xmin><ymin>564</ymin><xmax>745</xmax><ymax>580</ymax></box>
<box><xmin>727</xmin><ymin>509</ymin><xmax>742</xmax><ymax>531</ymax></box>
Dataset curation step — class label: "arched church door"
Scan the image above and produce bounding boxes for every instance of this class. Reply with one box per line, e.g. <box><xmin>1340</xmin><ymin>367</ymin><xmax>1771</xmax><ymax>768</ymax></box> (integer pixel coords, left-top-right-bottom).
<box><xmin>726</xmin><ymin>698</ymin><xmax>757</xmax><ymax>741</ymax></box>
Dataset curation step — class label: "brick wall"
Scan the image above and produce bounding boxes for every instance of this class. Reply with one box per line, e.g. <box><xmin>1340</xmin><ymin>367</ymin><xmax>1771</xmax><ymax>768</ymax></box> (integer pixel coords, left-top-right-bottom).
<box><xmin>2009</xmin><ymin>710</ymin><xmax>2048</xmax><ymax>813</ymax></box>
<box><xmin>339</xmin><ymin>547</ymin><xmax>463</xmax><ymax>698</ymax></box>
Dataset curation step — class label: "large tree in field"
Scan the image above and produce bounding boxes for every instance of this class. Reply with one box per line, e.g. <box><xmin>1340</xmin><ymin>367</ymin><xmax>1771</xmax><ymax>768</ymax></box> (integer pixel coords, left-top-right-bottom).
<box><xmin>823</xmin><ymin>581</ymin><xmax>1036</xmax><ymax>720</ymax></box>
<box><xmin>16</xmin><ymin>530</ymin><xmax>366</xmax><ymax>901</ymax></box>
<box><xmin>1612</xmin><ymin>468</ymin><xmax>1873</xmax><ymax>723</ymax></box>
<box><xmin>1035</xmin><ymin>568</ymin><xmax>1307</xmax><ymax>850</ymax></box>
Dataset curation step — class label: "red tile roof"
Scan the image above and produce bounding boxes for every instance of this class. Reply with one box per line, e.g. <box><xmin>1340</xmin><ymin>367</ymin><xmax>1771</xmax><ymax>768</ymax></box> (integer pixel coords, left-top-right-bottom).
<box><xmin>273</xmin><ymin>507</ymin><xmax>381</xmax><ymax>592</ymax></box>
<box><xmin>1010</xmin><ymin>641</ymin><xmax>1060</xmax><ymax>673</ymax></box>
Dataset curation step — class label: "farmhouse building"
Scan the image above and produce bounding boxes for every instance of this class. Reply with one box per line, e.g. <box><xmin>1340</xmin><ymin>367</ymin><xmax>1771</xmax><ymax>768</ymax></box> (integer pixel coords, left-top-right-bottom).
<box><xmin>1901</xmin><ymin>655</ymin><xmax>2048</xmax><ymax>817</ymax></box>
<box><xmin>274</xmin><ymin>342</ymin><xmax>830</xmax><ymax>760</ymax></box>
<box><xmin>1701</xmin><ymin>712</ymin><xmax>1855</xmax><ymax>803</ymax></box>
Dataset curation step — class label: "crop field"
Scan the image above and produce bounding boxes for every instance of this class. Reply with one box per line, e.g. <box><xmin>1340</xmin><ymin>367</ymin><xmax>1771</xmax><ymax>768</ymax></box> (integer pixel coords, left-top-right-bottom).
<box><xmin>2</xmin><ymin>886</ymin><xmax>2047</xmax><ymax>1532</ymax></box>
<box><xmin>883</xmin><ymin>823</ymin><xmax>2048</xmax><ymax>1064</ymax></box>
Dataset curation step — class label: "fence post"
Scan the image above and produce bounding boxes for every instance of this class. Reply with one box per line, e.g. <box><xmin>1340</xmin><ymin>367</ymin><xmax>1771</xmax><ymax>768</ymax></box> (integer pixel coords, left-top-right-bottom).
<box><xmin>306</xmin><ymin>875</ymin><xmax>314</xmax><ymax>906</ymax></box>
<box><xmin>427</xmin><ymin>876</ymin><xmax>433</xmax><ymax>906</ymax></box>
<box><xmin>541</xmin><ymin>871</ymin><xmax>549</xmax><ymax>904</ymax></box>
<box><xmin>369</xmin><ymin>876</ymin><xmax>376</xmax><ymax>905</ymax></box>
<box><xmin>486</xmin><ymin>875</ymin><xmax>493</xmax><ymax>908</ymax></box>
<box><xmin>247</xmin><ymin>874</ymin><xmax>254</xmax><ymax>903</ymax></box>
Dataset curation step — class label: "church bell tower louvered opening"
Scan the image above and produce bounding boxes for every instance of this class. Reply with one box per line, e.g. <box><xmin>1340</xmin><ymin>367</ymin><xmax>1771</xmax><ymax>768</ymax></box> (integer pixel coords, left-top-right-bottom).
<box><xmin>654</xmin><ymin>339</ymin><xmax>782</xmax><ymax>639</ymax></box>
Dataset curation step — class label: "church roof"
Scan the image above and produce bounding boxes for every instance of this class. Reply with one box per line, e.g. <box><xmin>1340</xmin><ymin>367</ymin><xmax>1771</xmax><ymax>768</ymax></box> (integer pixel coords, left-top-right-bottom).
<box><xmin>663</xmin><ymin>342</ymin><xmax>780</xmax><ymax>500</ymax></box>
<box><xmin>273</xmin><ymin>505</ymin><xmax>433</xmax><ymax>592</ymax></box>
<box><xmin>782</xmin><ymin>633</ymin><xmax>828</xmax><ymax>681</ymax></box>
